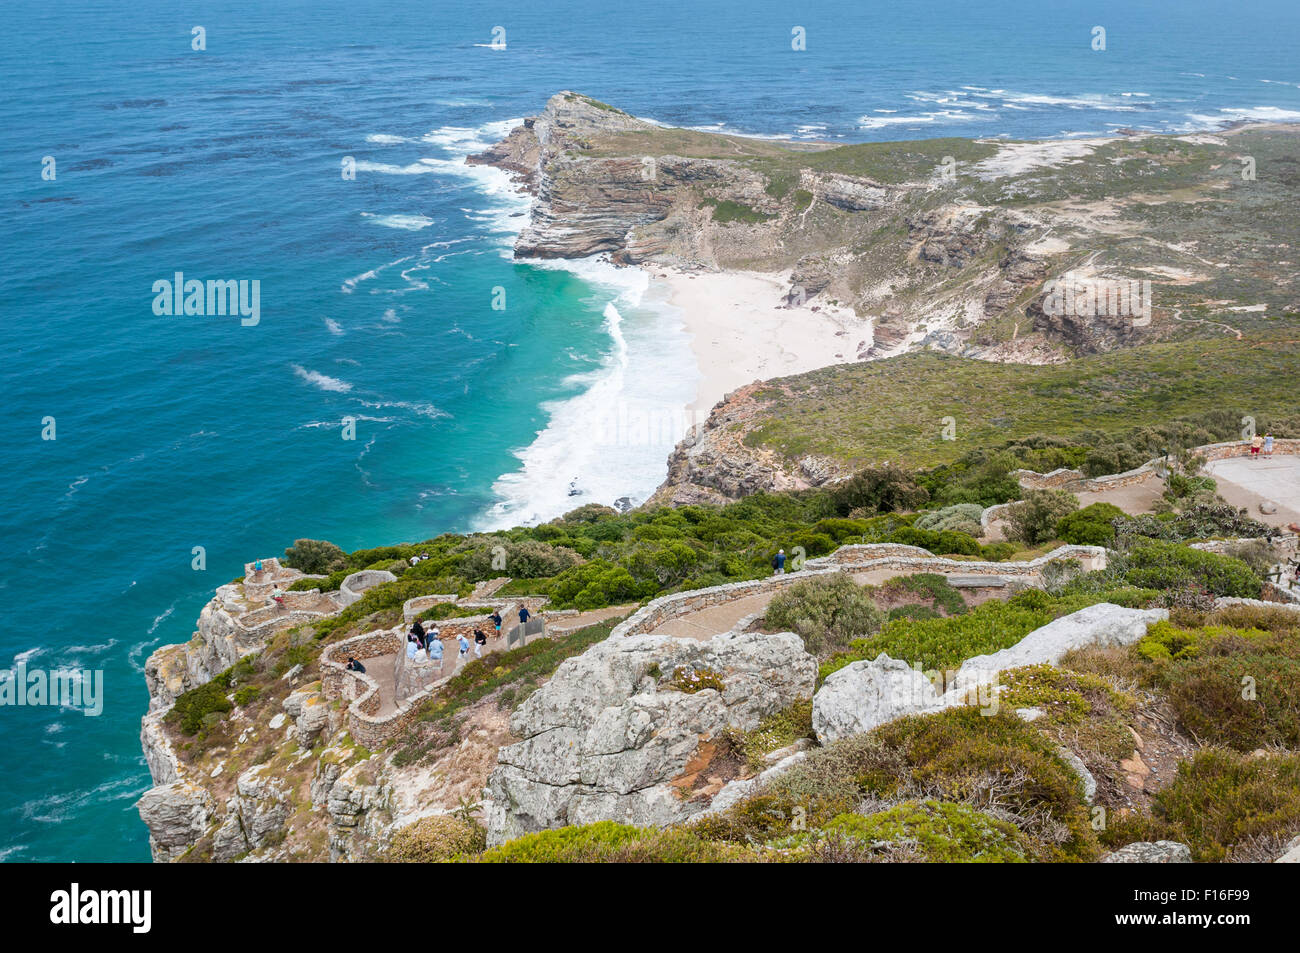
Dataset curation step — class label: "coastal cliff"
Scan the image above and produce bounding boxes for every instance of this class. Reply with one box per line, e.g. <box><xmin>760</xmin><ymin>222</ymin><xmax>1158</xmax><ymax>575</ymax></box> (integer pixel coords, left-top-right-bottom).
<box><xmin>473</xmin><ymin>93</ymin><xmax>1300</xmax><ymax>506</ymax></box>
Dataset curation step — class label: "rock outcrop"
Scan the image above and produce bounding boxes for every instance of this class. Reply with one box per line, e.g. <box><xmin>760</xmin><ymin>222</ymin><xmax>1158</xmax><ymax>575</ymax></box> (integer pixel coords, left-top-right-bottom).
<box><xmin>813</xmin><ymin>654</ymin><xmax>944</xmax><ymax>745</ymax></box>
<box><xmin>952</xmin><ymin>603</ymin><xmax>1168</xmax><ymax>689</ymax></box>
<box><xmin>1100</xmin><ymin>840</ymin><xmax>1193</xmax><ymax>863</ymax></box>
<box><xmin>811</xmin><ymin>604</ymin><xmax>1167</xmax><ymax>745</ymax></box>
<box><xmin>483</xmin><ymin>629</ymin><xmax>816</xmax><ymax>846</ymax></box>
<box><xmin>136</xmin><ymin>781</ymin><xmax>215</xmax><ymax>863</ymax></box>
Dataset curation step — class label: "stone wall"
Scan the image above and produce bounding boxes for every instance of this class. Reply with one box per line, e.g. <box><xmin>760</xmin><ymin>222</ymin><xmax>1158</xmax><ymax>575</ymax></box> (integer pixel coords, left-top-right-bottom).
<box><xmin>338</xmin><ymin>569</ymin><xmax>398</xmax><ymax>608</ymax></box>
<box><xmin>1012</xmin><ymin>439</ymin><xmax>1300</xmax><ymax>493</ymax></box>
<box><xmin>610</xmin><ymin>544</ymin><xmax>1107</xmax><ymax>641</ymax></box>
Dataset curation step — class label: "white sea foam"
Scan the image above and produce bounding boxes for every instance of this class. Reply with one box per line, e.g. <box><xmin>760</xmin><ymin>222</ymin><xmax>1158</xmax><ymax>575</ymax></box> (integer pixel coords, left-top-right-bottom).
<box><xmin>476</xmin><ymin>258</ymin><xmax>697</xmax><ymax>530</ymax></box>
<box><xmin>291</xmin><ymin>365</ymin><xmax>353</xmax><ymax>393</ymax></box>
<box><xmin>365</xmin><ymin>133</ymin><xmax>408</xmax><ymax>144</ymax></box>
<box><xmin>361</xmin><ymin>212</ymin><xmax>434</xmax><ymax>230</ymax></box>
<box><xmin>1183</xmin><ymin>105</ymin><xmax>1300</xmax><ymax>127</ymax></box>
<box><xmin>324</xmin><ymin>317</ymin><xmax>344</xmax><ymax>335</ymax></box>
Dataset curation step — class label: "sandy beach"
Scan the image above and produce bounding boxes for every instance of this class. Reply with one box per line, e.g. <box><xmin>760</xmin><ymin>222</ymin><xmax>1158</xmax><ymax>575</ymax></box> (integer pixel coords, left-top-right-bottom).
<box><xmin>645</xmin><ymin>266</ymin><xmax>873</xmax><ymax>420</ymax></box>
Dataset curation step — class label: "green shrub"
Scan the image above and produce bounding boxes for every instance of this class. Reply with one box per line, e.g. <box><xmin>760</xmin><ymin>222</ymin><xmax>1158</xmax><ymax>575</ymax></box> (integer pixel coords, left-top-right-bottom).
<box><xmin>454</xmin><ymin>539</ymin><xmax>582</xmax><ymax>582</ymax></box>
<box><xmin>829</xmin><ymin>464</ymin><xmax>929</xmax><ymax>516</ymax></box>
<box><xmin>980</xmin><ymin>542</ymin><xmax>1017</xmax><ymax>561</ymax></box>
<box><xmin>1056</xmin><ymin>502</ymin><xmax>1125</xmax><ymax>547</ymax></box>
<box><xmin>546</xmin><ymin>559</ymin><xmax>649</xmax><ymax>610</ymax></box>
<box><xmin>1105</xmin><ymin>749</ymin><xmax>1300</xmax><ymax>862</ymax></box>
<box><xmin>478</xmin><ymin>822</ymin><xmax>754</xmax><ymax>863</ymax></box>
<box><xmin>283</xmin><ymin>538</ymin><xmax>347</xmax><ymax>574</ymax></box>
<box><xmin>1134</xmin><ymin>619</ymin><xmax>1300</xmax><ymax>750</ymax></box>
<box><xmin>288</xmin><ymin>568</ymin><xmax>349</xmax><ymax>592</ymax></box>
<box><xmin>1121</xmin><ymin>542</ymin><xmax>1262</xmax><ymax>598</ymax></box>
<box><xmin>887</xmin><ymin>572</ymin><xmax>968</xmax><ymax>616</ymax></box>
<box><xmin>914</xmin><ymin>503</ymin><xmax>985</xmax><ymax>537</ymax></box>
<box><xmin>763</xmin><ymin>572</ymin><xmax>886</xmax><ymax>658</ymax></box>
<box><xmin>388</xmin><ymin>815</ymin><xmax>487</xmax><ymax>862</ymax></box>
<box><xmin>784</xmin><ymin>801</ymin><xmax>1028</xmax><ymax>863</ymax></box>
<box><xmin>888</xmin><ymin>604</ymin><xmax>940</xmax><ymax>622</ymax></box>
<box><xmin>1004</xmin><ymin>489</ymin><xmax>1078</xmax><ymax>545</ymax></box>
<box><xmin>886</xmin><ymin>526</ymin><xmax>982</xmax><ymax>556</ymax></box>
<box><xmin>711</xmin><ymin>708</ymin><xmax>1098</xmax><ymax>861</ymax></box>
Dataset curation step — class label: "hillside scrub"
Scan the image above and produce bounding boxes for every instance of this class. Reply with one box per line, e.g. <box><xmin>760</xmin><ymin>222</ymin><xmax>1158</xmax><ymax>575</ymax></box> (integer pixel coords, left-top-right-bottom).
<box><xmin>1103</xmin><ymin>749</ymin><xmax>1300</xmax><ymax>862</ymax></box>
<box><xmin>821</xmin><ymin>587</ymin><xmax>1158</xmax><ymax>682</ymax></box>
<box><xmin>763</xmin><ymin>573</ymin><xmax>885</xmax><ymax>657</ymax></box>
<box><xmin>1004</xmin><ymin>489</ymin><xmax>1078</xmax><ymax>545</ymax></box>
<box><xmin>696</xmin><ymin>708</ymin><xmax>1100</xmax><ymax>862</ymax></box>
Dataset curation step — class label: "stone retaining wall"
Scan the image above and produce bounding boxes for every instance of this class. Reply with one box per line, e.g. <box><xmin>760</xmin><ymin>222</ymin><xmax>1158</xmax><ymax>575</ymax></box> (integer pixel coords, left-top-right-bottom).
<box><xmin>610</xmin><ymin>543</ymin><xmax>1106</xmax><ymax>641</ymax></box>
<box><xmin>338</xmin><ymin>569</ymin><xmax>399</xmax><ymax>608</ymax></box>
<box><xmin>1013</xmin><ymin>440</ymin><xmax>1300</xmax><ymax>494</ymax></box>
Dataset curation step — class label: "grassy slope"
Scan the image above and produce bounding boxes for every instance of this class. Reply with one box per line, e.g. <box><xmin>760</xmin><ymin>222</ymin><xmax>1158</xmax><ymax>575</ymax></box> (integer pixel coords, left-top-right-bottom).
<box><xmin>742</xmin><ymin>331</ymin><xmax>1300</xmax><ymax>467</ymax></box>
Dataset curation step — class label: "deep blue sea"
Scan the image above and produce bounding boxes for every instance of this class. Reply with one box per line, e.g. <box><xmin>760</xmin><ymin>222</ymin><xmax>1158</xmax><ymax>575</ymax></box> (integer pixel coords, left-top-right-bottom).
<box><xmin>1</xmin><ymin>0</ymin><xmax>1297</xmax><ymax>862</ymax></box>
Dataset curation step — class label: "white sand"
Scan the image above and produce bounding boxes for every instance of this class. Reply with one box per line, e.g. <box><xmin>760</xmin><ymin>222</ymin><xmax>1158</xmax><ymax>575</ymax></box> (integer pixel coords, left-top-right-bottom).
<box><xmin>644</xmin><ymin>267</ymin><xmax>872</xmax><ymax>420</ymax></box>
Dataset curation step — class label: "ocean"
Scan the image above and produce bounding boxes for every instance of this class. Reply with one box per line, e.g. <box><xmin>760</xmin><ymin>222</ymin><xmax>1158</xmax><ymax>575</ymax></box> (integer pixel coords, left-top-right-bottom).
<box><xmin>1</xmin><ymin>0</ymin><xmax>1297</xmax><ymax>862</ymax></box>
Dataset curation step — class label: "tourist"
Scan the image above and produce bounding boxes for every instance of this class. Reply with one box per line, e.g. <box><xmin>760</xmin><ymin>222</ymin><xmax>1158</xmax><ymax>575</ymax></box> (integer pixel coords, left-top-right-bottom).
<box><xmin>253</xmin><ymin>558</ymin><xmax>264</xmax><ymax>577</ymax></box>
<box><xmin>345</xmin><ymin>656</ymin><xmax>365</xmax><ymax>673</ymax></box>
<box><xmin>490</xmin><ymin>610</ymin><xmax>502</xmax><ymax>634</ymax></box>
<box><xmin>271</xmin><ymin>585</ymin><xmax>285</xmax><ymax>607</ymax></box>
<box><xmin>427</xmin><ymin>633</ymin><xmax>444</xmax><ymax>673</ymax></box>
<box><xmin>518</xmin><ymin>605</ymin><xmax>531</xmax><ymax>626</ymax></box>
<box><xmin>405</xmin><ymin>639</ymin><xmax>419</xmax><ymax>661</ymax></box>
<box><xmin>473</xmin><ymin>628</ymin><xmax>487</xmax><ymax>658</ymax></box>
<box><xmin>426</xmin><ymin>625</ymin><xmax>441</xmax><ymax>656</ymax></box>
<box><xmin>1251</xmin><ymin>433</ymin><xmax>1263</xmax><ymax>458</ymax></box>
<box><xmin>410</xmin><ymin>618</ymin><xmax>426</xmax><ymax>648</ymax></box>
<box><xmin>772</xmin><ymin>549</ymin><xmax>786</xmax><ymax>575</ymax></box>
<box><xmin>1264</xmin><ymin>433</ymin><xmax>1275</xmax><ymax>457</ymax></box>
<box><xmin>457</xmin><ymin>632</ymin><xmax>471</xmax><ymax>667</ymax></box>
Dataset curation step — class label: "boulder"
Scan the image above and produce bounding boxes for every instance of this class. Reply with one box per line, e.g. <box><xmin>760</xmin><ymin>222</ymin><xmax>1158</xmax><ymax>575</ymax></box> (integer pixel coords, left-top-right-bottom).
<box><xmin>1101</xmin><ymin>841</ymin><xmax>1192</xmax><ymax>864</ymax></box>
<box><xmin>136</xmin><ymin>781</ymin><xmax>215</xmax><ymax>862</ymax></box>
<box><xmin>812</xmin><ymin>654</ymin><xmax>944</xmax><ymax>744</ymax></box>
<box><xmin>483</xmin><ymin>629</ymin><xmax>815</xmax><ymax>846</ymax></box>
<box><xmin>1260</xmin><ymin>500</ymin><xmax>1279</xmax><ymax>515</ymax></box>
<box><xmin>954</xmin><ymin>604</ymin><xmax>1167</xmax><ymax>689</ymax></box>
<box><xmin>283</xmin><ymin>689</ymin><xmax>330</xmax><ymax>747</ymax></box>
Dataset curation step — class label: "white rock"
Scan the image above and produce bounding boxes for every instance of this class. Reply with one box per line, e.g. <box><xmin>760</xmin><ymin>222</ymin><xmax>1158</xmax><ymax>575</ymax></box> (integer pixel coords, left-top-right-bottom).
<box><xmin>1101</xmin><ymin>841</ymin><xmax>1192</xmax><ymax>863</ymax></box>
<box><xmin>954</xmin><ymin>604</ymin><xmax>1167</xmax><ymax>690</ymax></box>
<box><xmin>484</xmin><ymin>629</ymin><xmax>816</xmax><ymax>846</ymax></box>
<box><xmin>268</xmin><ymin>712</ymin><xmax>287</xmax><ymax>730</ymax></box>
<box><xmin>1275</xmin><ymin>835</ymin><xmax>1300</xmax><ymax>863</ymax></box>
<box><xmin>812</xmin><ymin>653</ymin><xmax>944</xmax><ymax>745</ymax></box>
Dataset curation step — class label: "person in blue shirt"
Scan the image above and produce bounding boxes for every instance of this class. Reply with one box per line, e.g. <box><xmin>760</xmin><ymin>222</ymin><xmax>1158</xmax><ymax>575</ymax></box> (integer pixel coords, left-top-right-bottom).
<box><xmin>457</xmin><ymin>633</ymin><xmax>470</xmax><ymax>667</ymax></box>
<box><xmin>772</xmin><ymin>549</ymin><xmax>786</xmax><ymax>575</ymax></box>
<box><xmin>518</xmin><ymin>606</ymin><xmax>531</xmax><ymax>625</ymax></box>
<box><xmin>427</xmin><ymin>632</ymin><xmax>444</xmax><ymax>673</ymax></box>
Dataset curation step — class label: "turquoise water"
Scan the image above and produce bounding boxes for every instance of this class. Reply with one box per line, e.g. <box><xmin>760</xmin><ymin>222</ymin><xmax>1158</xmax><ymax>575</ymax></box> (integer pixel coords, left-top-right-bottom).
<box><xmin>1</xmin><ymin>0</ymin><xmax>1298</xmax><ymax>862</ymax></box>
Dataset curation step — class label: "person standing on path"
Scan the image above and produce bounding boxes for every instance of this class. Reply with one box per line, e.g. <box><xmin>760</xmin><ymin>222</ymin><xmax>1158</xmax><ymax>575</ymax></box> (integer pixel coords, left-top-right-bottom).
<box><xmin>1251</xmin><ymin>433</ymin><xmax>1263</xmax><ymax>459</ymax></box>
<box><xmin>772</xmin><ymin>549</ymin><xmax>786</xmax><ymax>575</ymax></box>
<box><xmin>457</xmin><ymin>632</ymin><xmax>470</xmax><ymax>668</ymax></box>
<box><xmin>1264</xmin><ymin>433</ymin><xmax>1275</xmax><ymax>457</ymax></box>
<box><xmin>491</xmin><ymin>610</ymin><xmax>502</xmax><ymax>635</ymax></box>
<box><xmin>427</xmin><ymin>633</ymin><xmax>444</xmax><ymax>674</ymax></box>
<box><xmin>518</xmin><ymin>605</ymin><xmax>531</xmax><ymax>626</ymax></box>
<box><xmin>473</xmin><ymin>628</ymin><xmax>487</xmax><ymax>659</ymax></box>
